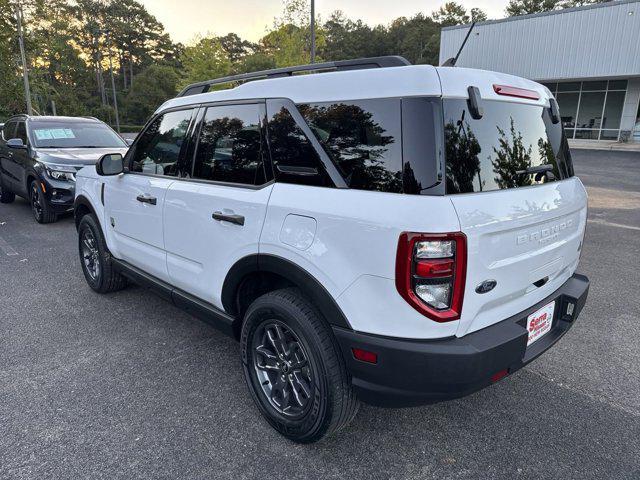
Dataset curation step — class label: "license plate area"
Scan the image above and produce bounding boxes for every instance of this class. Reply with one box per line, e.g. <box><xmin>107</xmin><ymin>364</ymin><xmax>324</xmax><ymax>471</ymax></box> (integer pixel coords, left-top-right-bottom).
<box><xmin>526</xmin><ymin>301</ymin><xmax>555</xmax><ymax>347</ymax></box>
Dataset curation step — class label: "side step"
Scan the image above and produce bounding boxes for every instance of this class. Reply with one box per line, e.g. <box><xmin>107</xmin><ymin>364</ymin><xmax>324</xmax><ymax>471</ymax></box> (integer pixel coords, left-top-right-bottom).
<box><xmin>112</xmin><ymin>258</ymin><xmax>237</xmax><ymax>338</ymax></box>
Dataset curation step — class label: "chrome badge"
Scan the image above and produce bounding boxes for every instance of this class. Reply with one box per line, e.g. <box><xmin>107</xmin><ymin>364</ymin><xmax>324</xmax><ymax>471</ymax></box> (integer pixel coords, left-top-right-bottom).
<box><xmin>475</xmin><ymin>280</ymin><xmax>497</xmax><ymax>294</ymax></box>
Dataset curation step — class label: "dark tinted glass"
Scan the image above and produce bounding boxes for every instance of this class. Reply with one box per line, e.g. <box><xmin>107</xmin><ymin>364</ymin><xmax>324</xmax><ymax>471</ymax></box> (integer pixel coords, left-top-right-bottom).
<box><xmin>266</xmin><ymin>104</ymin><xmax>334</xmax><ymax>187</ymax></box>
<box><xmin>29</xmin><ymin>121</ymin><xmax>126</xmax><ymax>148</ymax></box>
<box><xmin>556</xmin><ymin>92</ymin><xmax>579</xmax><ymax>129</ymax></box>
<box><xmin>193</xmin><ymin>104</ymin><xmax>266</xmax><ymax>185</ymax></box>
<box><xmin>582</xmin><ymin>81</ymin><xmax>607</xmax><ymax>91</ymax></box>
<box><xmin>443</xmin><ymin>99</ymin><xmax>573</xmax><ymax>194</ymax></box>
<box><xmin>608</xmin><ymin>80</ymin><xmax>628</xmax><ymax>90</ymax></box>
<box><xmin>15</xmin><ymin>122</ymin><xmax>27</xmax><ymax>144</ymax></box>
<box><xmin>299</xmin><ymin>99</ymin><xmax>403</xmax><ymax>193</ymax></box>
<box><xmin>602</xmin><ymin>90</ymin><xmax>625</xmax><ymax>130</ymax></box>
<box><xmin>131</xmin><ymin>109</ymin><xmax>193</xmax><ymax>177</ymax></box>
<box><xmin>401</xmin><ymin>97</ymin><xmax>441</xmax><ymax>194</ymax></box>
<box><xmin>557</xmin><ymin>82</ymin><xmax>581</xmax><ymax>92</ymax></box>
<box><xmin>576</xmin><ymin>92</ymin><xmax>605</xmax><ymax>129</ymax></box>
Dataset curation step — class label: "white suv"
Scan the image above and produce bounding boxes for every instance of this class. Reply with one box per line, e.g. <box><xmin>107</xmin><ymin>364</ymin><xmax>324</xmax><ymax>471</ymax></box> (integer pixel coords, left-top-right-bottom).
<box><xmin>74</xmin><ymin>57</ymin><xmax>590</xmax><ymax>443</ymax></box>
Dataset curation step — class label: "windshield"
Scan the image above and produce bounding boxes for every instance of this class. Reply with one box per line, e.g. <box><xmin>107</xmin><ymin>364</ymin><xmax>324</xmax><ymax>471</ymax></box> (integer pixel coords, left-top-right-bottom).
<box><xmin>30</xmin><ymin>121</ymin><xmax>126</xmax><ymax>149</ymax></box>
<box><xmin>443</xmin><ymin>99</ymin><xmax>573</xmax><ymax>194</ymax></box>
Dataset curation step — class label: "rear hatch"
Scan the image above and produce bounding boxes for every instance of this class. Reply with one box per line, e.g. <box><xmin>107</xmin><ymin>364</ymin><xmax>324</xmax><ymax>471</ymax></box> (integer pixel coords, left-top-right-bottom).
<box><xmin>437</xmin><ymin>69</ymin><xmax>588</xmax><ymax>336</ymax></box>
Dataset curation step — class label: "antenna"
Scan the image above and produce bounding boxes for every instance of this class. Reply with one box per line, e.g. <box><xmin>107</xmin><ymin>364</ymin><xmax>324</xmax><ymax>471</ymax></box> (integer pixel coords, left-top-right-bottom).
<box><xmin>441</xmin><ymin>21</ymin><xmax>476</xmax><ymax>67</ymax></box>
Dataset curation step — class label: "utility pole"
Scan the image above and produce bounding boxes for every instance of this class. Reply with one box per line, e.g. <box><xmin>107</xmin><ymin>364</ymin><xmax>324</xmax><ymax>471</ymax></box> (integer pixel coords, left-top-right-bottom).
<box><xmin>310</xmin><ymin>0</ymin><xmax>316</xmax><ymax>63</ymax></box>
<box><xmin>104</xmin><ymin>30</ymin><xmax>120</xmax><ymax>133</ymax></box>
<box><xmin>14</xmin><ymin>1</ymin><xmax>33</xmax><ymax>115</ymax></box>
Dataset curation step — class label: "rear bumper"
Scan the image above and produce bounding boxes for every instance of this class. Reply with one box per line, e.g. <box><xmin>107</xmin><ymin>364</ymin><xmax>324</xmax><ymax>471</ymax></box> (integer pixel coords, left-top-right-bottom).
<box><xmin>333</xmin><ymin>273</ymin><xmax>589</xmax><ymax>407</ymax></box>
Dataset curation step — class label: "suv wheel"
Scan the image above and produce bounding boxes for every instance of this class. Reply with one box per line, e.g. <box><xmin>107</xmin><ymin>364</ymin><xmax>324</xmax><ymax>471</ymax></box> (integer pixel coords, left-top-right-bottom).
<box><xmin>29</xmin><ymin>180</ymin><xmax>56</xmax><ymax>223</ymax></box>
<box><xmin>78</xmin><ymin>214</ymin><xmax>128</xmax><ymax>293</ymax></box>
<box><xmin>0</xmin><ymin>178</ymin><xmax>15</xmax><ymax>203</ymax></box>
<box><xmin>241</xmin><ymin>288</ymin><xmax>359</xmax><ymax>443</ymax></box>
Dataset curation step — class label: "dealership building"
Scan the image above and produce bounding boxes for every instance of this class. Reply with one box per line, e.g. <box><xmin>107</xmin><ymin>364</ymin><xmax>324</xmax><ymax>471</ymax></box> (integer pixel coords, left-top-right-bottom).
<box><xmin>440</xmin><ymin>0</ymin><xmax>640</xmax><ymax>143</ymax></box>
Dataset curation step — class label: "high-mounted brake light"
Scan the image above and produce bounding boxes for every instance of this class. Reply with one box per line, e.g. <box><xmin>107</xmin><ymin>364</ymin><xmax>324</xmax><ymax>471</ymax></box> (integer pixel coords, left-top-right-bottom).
<box><xmin>396</xmin><ymin>232</ymin><xmax>467</xmax><ymax>322</ymax></box>
<box><xmin>493</xmin><ymin>84</ymin><xmax>540</xmax><ymax>100</ymax></box>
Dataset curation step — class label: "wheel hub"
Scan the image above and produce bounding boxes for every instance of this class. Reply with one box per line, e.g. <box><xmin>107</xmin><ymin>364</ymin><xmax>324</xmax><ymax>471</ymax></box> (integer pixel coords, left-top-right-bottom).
<box><xmin>252</xmin><ymin>321</ymin><xmax>314</xmax><ymax>418</ymax></box>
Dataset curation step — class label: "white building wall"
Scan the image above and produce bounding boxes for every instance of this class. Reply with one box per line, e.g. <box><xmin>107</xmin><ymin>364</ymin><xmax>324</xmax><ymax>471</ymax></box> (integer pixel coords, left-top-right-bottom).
<box><xmin>440</xmin><ymin>0</ymin><xmax>640</xmax><ymax>81</ymax></box>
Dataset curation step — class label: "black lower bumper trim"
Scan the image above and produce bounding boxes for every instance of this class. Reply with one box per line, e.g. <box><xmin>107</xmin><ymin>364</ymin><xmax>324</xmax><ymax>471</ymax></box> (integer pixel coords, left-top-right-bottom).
<box><xmin>333</xmin><ymin>273</ymin><xmax>589</xmax><ymax>407</ymax></box>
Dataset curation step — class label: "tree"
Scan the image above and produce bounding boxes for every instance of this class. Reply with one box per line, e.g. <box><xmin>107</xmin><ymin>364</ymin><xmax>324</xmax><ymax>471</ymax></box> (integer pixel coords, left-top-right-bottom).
<box><xmin>505</xmin><ymin>0</ymin><xmax>559</xmax><ymax>17</ymax></box>
<box><xmin>124</xmin><ymin>65</ymin><xmax>179</xmax><ymax>125</ymax></box>
<box><xmin>433</xmin><ymin>2</ymin><xmax>470</xmax><ymax>27</ymax></box>
<box><xmin>179</xmin><ymin>36</ymin><xmax>232</xmax><ymax>90</ymax></box>
<box><xmin>470</xmin><ymin>8</ymin><xmax>488</xmax><ymax>22</ymax></box>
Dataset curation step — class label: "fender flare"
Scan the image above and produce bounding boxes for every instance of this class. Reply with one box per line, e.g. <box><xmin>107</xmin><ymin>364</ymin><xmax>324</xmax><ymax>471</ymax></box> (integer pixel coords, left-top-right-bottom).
<box><xmin>73</xmin><ymin>194</ymin><xmax>100</xmax><ymax>231</ymax></box>
<box><xmin>221</xmin><ymin>254</ymin><xmax>353</xmax><ymax>330</ymax></box>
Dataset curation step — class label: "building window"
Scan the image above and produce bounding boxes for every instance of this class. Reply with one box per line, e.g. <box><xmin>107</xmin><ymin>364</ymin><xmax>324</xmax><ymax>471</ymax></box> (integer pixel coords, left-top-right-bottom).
<box><xmin>553</xmin><ymin>80</ymin><xmax>628</xmax><ymax>141</ymax></box>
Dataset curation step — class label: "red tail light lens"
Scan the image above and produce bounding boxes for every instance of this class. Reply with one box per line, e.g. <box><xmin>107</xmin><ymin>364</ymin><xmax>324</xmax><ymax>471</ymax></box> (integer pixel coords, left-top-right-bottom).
<box><xmin>493</xmin><ymin>84</ymin><xmax>540</xmax><ymax>100</ymax></box>
<box><xmin>395</xmin><ymin>232</ymin><xmax>467</xmax><ymax>322</ymax></box>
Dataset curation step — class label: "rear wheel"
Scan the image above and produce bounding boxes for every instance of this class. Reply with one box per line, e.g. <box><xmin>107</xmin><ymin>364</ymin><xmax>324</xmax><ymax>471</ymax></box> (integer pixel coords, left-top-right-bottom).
<box><xmin>241</xmin><ymin>288</ymin><xmax>359</xmax><ymax>443</ymax></box>
<box><xmin>29</xmin><ymin>180</ymin><xmax>56</xmax><ymax>224</ymax></box>
<box><xmin>0</xmin><ymin>178</ymin><xmax>15</xmax><ymax>203</ymax></box>
<box><xmin>78</xmin><ymin>214</ymin><xmax>128</xmax><ymax>293</ymax></box>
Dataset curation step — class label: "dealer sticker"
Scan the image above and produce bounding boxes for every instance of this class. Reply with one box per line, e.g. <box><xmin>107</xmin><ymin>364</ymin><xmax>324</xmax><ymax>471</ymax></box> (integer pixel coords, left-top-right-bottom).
<box><xmin>526</xmin><ymin>301</ymin><xmax>555</xmax><ymax>347</ymax></box>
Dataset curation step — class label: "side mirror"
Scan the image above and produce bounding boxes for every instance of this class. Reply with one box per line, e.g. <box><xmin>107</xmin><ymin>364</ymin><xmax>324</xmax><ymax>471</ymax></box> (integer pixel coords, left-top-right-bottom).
<box><xmin>7</xmin><ymin>138</ymin><xmax>27</xmax><ymax>150</ymax></box>
<box><xmin>96</xmin><ymin>153</ymin><xmax>124</xmax><ymax>176</ymax></box>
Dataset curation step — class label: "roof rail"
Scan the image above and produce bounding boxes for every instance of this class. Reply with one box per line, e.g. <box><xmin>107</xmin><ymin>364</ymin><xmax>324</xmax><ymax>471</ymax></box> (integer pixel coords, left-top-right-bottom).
<box><xmin>176</xmin><ymin>56</ymin><xmax>411</xmax><ymax>98</ymax></box>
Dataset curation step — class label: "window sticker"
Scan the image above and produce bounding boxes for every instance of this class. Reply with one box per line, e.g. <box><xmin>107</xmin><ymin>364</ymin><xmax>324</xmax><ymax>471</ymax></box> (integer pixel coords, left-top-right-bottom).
<box><xmin>33</xmin><ymin>128</ymin><xmax>77</xmax><ymax>140</ymax></box>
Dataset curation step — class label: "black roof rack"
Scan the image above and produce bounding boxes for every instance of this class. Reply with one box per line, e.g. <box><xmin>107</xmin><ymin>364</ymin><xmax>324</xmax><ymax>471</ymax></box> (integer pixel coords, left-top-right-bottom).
<box><xmin>176</xmin><ymin>56</ymin><xmax>411</xmax><ymax>98</ymax></box>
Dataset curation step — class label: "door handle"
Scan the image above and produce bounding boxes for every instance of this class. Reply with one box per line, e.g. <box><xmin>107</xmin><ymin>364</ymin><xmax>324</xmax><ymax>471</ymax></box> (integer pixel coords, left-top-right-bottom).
<box><xmin>212</xmin><ymin>211</ymin><xmax>245</xmax><ymax>226</ymax></box>
<box><xmin>136</xmin><ymin>194</ymin><xmax>157</xmax><ymax>205</ymax></box>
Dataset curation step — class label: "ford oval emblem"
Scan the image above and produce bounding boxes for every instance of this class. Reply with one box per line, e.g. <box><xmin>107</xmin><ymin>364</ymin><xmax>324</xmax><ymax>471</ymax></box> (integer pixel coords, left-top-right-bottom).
<box><xmin>475</xmin><ymin>280</ymin><xmax>497</xmax><ymax>294</ymax></box>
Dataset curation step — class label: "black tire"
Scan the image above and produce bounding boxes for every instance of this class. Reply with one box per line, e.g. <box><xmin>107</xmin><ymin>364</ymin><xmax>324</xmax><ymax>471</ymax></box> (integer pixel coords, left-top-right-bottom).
<box><xmin>241</xmin><ymin>288</ymin><xmax>359</xmax><ymax>443</ymax></box>
<box><xmin>0</xmin><ymin>177</ymin><xmax>15</xmax><ymax>203</ymax></box>
<box><xmin>78</xmin><ymin>213</ymin><xmax>128</xmax><ymax>293</ymax></box>
<box><xmin>29</xmin><ymin>180</ymin><xmax>56</xmax><ymax>224</ymax></box>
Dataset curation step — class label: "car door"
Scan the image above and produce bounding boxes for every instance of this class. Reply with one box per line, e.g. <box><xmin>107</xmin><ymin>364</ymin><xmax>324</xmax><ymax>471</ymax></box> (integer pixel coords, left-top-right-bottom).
<box><xmin>10</xmin><ymin>121</ymin><xmax>31</xmax><ymax>195</ymax></box>
<box><xmin>163</xmin><ymin>101</ymin><xmax>274</xmax><ymax>308</ymax></box>
<box><xmin>0</xmin><ymin>121</ymin><xmax>20</xmax><ymax>192</ymax></box>
<box><xmin>103</xmin><ymin>107</ymin><xmax>197</xmax><ymax>282</ymax></box>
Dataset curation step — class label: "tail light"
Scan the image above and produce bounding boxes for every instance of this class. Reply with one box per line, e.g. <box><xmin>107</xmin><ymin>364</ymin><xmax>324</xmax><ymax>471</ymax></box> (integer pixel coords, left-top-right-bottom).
<box><xmin>395</xmin><ymin>232</ymin><xmax>467</xmax><ymax>322</ymax></box>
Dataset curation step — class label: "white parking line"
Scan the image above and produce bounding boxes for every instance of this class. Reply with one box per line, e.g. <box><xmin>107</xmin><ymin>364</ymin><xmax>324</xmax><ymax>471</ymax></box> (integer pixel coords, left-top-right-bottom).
<box><xmin>0</xmin><ymin>236</ymin><xmax>19</xmax><ymax>256</ymax></box>
<box><xmin>587</xmin><ymin>219</ymin><xmax>640</xmax><ymax>232</ymax></box>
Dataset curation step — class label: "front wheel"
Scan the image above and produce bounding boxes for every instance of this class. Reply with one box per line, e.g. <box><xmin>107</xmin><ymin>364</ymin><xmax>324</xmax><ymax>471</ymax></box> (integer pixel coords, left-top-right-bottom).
<box><xmin>29</xmin><ymin>180</ymin><xmax>56</xmax><ymax>223</ymax></box>
<box><xmin>241</xmin><ymin>288</ymin><xmax>359</xmax><ymax>443</ymax></box>
<box><xmin>78</xmin><ymin>214</ymin><xmax>128</xmax><ymax>293</ymax></box>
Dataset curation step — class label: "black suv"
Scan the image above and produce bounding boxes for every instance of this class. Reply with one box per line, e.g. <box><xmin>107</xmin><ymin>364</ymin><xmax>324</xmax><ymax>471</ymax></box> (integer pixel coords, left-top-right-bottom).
<box><xmin>0</xmin><ymin>115</ymin><xmax>129</xmax><ymax>223</ymax></box>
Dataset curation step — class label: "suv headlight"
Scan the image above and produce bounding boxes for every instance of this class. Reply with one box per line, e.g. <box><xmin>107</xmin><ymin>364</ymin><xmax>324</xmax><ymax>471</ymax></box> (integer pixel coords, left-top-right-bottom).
<box><xmin>45</xmin><ymin>165</ymin><xmax>77</xmax><ymax>182</ymax></box>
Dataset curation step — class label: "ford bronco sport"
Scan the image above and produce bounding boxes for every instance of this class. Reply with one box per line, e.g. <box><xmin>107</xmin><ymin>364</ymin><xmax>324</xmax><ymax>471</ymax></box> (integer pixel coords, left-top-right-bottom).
<box><xmin>74</xmin><ymin>56</ymin><xmax>590</xmax><ymax>443</ymax></box>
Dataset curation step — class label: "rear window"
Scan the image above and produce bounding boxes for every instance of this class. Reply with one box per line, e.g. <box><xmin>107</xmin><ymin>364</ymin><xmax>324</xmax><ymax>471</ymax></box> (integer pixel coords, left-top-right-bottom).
<box><xmin>443</xmin><ymin>99</ymin><xmax>573</xmax><ymax>194</ymax></box>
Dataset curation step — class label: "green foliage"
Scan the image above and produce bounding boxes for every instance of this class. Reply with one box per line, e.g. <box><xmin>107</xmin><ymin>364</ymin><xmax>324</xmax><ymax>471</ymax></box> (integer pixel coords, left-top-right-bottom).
<box><xmin>179</xmin><ymin>36</ymin><xmax>232</xmax><ymax>89</ymax></box>
<box><xmin>505</xmin><ymin>0</ymin><xmax>560</xmax><ymax>16</ymax></box>
<box><xmin>125</xmin><ymin>65</ymin><xmax>179</xmax><ymax>124</ymax></box>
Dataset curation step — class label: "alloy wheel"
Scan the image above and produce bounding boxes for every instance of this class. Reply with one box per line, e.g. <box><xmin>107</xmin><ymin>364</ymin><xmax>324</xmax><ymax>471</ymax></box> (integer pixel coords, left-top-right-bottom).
<box><xmin>252</xmin><ymin>320</ymin><xmax>314</xmax><ymax>419</ymax></box>
<box><xmin>30</xmin><ymin>183</ymin><xmax>43</xmax><ymax>220</ymax></box>
<box><xmin>81</xmin><ymin>229</ymin><xmax>101</xmax><ymax>281</ymax></box>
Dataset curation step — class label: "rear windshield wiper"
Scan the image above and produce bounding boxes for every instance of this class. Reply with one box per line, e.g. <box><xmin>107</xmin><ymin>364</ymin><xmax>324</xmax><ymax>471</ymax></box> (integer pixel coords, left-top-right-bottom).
<box><xmin>515</xmin><ymin>164</ymin><xmax>554</xmax><ymax>176</ymax></box>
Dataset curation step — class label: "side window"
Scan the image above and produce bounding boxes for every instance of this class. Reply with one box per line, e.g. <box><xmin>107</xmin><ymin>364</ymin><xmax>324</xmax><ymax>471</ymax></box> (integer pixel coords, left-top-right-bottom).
<box><xmin>298</xmin><ymin>99</ymin><xmax>403</xmax><ymax>193</ymax></box>
<box><xmin>193</xmin><ymin>103</ymin><xmax>266</xmax><ymax>185</ymax></box>
<box><xmin>266</xmin><ymin>103</ymin><xmax>334</xmax><ymax>187</ymax></box>
<box><xmin>15</xmin><ymin>122</ymin><xmax>28</xmax><ymax>144</ymax></box>
<box><xmin>130</xmin><ymin>109</ymin><xmax>193</xmax><ymax>177</ymax></box>
<box><xmin>2</xmin><ymin>121</ymin><xmax>17</xmax><ymax>141</ymax></box>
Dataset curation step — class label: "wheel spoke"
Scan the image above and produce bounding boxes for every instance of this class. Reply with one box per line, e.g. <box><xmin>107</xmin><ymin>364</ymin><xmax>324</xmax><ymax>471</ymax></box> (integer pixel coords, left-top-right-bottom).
<box><xmin>292</xmin><ymin>371</ymin><xmax>311</xmax><ymax>398</ymax></box>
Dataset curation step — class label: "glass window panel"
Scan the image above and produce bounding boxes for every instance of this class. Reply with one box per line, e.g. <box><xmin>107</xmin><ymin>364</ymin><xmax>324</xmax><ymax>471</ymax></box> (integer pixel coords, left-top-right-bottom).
<box><xmin>602</xmin><ymin>90</ymin><xmax>625</xmax><ymax>130</ymax></box>
<box><xmin>564</xmin><ymin>129</ymin><xmax>575</xmax><ymax>139</ymax></box>
<box><xmin>130</xmin><ymin>109</ymin><xmax>193</xmax><ymax>177</ymax></box>
<box><xmin>299</xmin><ymin>99</ymin><xmax>403</xmax><ymax>193</ymax></box>
<box><xmin>600</xmin><ymin>130</ymin><xmax>619</xmax><ymax>140</ymax></box>
<box><xmin>557</xmin><ymin>82</ymin><xmax>581</xmax><ymax>92</ymax></box>
<box><xmin>582</xmin><ymin>81</ymin><xmax>607</xmax><ymax>91</ymax></box>
<box><xmin>576</xmin><ymin>92</ymin><xmax>606</xmax><ymax>130</ymax></box>
<box><xmin>193</xmin><ymin>104</ymin><xmax>266</xmax><ymax>186</ymax></box>
<box><xmin>608</xmin><ymin>80</ymin><xmax>628</xmax><ymax>90</ymax></box>
<box><xmin>541</xmin><ymin>82</ymin><xmax>557</xmax><ymax>93</ymax></box>
<box><xmin>556</xmin><ymin>92</ymin><xmax>579</xmax><ymax>129</ymax></box>
<box><xmin>574</xmin><ymin>130</ymin><xmax>600</xmax><ymax>140</ymax></box>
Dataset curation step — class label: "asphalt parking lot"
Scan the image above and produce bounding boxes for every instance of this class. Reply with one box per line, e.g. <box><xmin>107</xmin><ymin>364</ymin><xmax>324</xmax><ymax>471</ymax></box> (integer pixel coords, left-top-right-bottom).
<box><xmin>1</xmin><ymin>150</ymin><xmax>639</xmax><ymax>479</ymax></box>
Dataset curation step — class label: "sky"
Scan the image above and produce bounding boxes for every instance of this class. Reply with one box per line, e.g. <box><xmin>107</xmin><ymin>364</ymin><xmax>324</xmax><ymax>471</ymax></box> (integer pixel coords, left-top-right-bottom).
<box><xmin>139</xmin><ymin>0</ymin><xmax>510</xmax><ymax>44</ymax></box>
